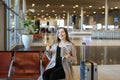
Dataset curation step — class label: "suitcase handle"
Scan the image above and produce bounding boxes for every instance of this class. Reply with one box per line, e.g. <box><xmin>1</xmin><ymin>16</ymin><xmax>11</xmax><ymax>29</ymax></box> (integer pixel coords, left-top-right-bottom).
<box><xmin>82</xmin><ymin>42</ymin><xmax>86</xmax><ymax>61</ymax></box>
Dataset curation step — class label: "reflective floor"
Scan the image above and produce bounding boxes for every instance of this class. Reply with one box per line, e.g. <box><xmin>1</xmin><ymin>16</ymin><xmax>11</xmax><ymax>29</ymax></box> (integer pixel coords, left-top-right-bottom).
<box><xmin>32</xmin><ymin>32</ymin><xmax>120</xmax><ymax>65</ymax></box>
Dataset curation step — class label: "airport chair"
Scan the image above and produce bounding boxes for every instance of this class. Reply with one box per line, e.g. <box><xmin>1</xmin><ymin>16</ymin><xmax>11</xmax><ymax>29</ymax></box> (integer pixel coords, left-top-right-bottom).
<box><xmin>9</xmin><ymin>51</ymin><xmax>41</xmax><ymax>79</ymax></box>
<box><xmin>0</xmin><ymin>51</ymin><xmax>13</xmax><ymax>78</ymax></box>
<box><xmin>33</xmin><ymin>33</ymin><xmax>42</xmax><ymax>39</ymax></box>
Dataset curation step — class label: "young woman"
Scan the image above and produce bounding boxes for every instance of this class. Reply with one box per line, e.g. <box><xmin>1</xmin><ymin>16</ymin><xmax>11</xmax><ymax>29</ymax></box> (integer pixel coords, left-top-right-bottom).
<box><xmin>38</xmin><ymin>27</ymin><xmax>77</xmax><ymax>80</ymax></box>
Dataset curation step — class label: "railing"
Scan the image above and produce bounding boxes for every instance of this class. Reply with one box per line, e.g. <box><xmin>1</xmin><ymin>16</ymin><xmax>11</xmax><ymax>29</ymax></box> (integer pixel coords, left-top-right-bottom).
<box><xmin>91</xmin><ymin>30</ymin><xmax>120</xmax><ymax>39</ymax></box>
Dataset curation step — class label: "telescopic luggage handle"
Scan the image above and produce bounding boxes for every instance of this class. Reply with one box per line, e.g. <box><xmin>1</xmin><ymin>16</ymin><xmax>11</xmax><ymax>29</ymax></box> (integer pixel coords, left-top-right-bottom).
<box><xmin>82</xmin><ymin>42</ymin><xmax>86</xmax><ymax>62</ymax></box>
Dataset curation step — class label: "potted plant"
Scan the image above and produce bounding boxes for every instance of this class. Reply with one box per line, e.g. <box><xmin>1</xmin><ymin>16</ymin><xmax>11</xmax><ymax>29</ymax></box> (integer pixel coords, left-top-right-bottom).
<box><xmin>21</xmin><ymin>17</ymin><xmax>37</xmax><ymax>49</ymax></box>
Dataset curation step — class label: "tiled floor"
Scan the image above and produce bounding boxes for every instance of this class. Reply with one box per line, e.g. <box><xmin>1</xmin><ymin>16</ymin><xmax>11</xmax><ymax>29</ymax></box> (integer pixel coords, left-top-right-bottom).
<box><xmin>73</xmin><ymin>65</ymin><xmax>120</xmax><ymax>80</ymax></box>
<box><xmin>98</xmin><ymin>65</ymin><xmax>120</xmax><ymax>80</ymax></box>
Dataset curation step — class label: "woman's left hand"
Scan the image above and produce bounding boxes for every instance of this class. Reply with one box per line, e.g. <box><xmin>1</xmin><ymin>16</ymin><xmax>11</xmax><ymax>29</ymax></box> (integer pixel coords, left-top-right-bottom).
<box><xmin>64</xmin><ymin>48</ymin><xmax>71</xmax><ymax>59</ymax></box>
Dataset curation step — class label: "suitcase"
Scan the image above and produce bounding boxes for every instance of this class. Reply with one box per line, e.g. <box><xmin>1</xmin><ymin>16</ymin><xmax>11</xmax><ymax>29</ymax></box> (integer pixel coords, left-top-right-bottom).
<box><xmin>80</xmin><ymin>42</ymin><xmax>98</xmax><ymax>80</ymax></box>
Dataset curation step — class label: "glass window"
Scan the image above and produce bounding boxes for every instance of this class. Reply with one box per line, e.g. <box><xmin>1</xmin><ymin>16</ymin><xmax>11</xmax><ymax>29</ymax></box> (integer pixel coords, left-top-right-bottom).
<box><xmin>5</xmin><ymin>0</ymin><xmax>21</xmax><ymax>50</ymax></box>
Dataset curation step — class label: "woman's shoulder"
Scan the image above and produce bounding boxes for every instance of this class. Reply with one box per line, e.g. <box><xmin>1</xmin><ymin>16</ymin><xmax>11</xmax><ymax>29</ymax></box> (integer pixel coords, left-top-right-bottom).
<box><xmin>51</xmin><ymin>43</ymin><xmax>58</xmax><ymax>47</ymax></box>
<box><xmin>65</xmin><ymin>42</ymin><xmax>74</xmax><ymax>48</ymax></box>
<box><xmin>66</xmin><ymin>41</ymin><xmax>74</xmax><ymax>45</ymax></box>
<box><xmin>50</xmin><ymin>43</ymin><xmax>58</xmax><ymax>50</ymax></box>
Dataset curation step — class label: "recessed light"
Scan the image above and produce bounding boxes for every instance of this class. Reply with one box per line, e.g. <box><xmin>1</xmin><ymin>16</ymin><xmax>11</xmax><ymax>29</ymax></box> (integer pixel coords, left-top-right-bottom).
<box><xmin>32</xmin><ymin>4</ymin><xmax>35</xmax><ymax>7</ymax></box>
<box><xmin>37</xmin><ymin>13</ymin><xmax>40</xmax><ymax>15</ymax></box>
<box><xmin>41</xmin><ymin>10</ymin><xmax>44</xmax><ymax>12</ymax></box>
<box><xmin>46</xmin><ymin>4</ymin><xmax>50</xmax><ymax>7</ymax></box>
<box><xmin>115</xmin><ymin>6</ymin><xmax>118</xmax><ymax>9</ymax></box>
<box><xmin>52</xmin><ymin>10</ymin><xmax>55</xmax><ymax>12</ymax></box>
<box><xmin>102</xmin><ymin>12</ymin><xmax>104</xmax><ymax>14</ymax></box>
<box><xmin>73</xmin><ymin>6</ymin><xmax>76</xmax><ymax>8</ymax></box>
<box><xmin>102</xmin><ymin>6</ymin><xmax>105</xmax><ymax>8</ymax></box>
<box><xmin>89</xmin><ymin>5</ymin><xmax>92</xmax><ymax>8</ymax></box>
<box><xmin>110</xmin><ymin>8</ymin><xmax>113</xmax><ymax>10</ymax></box>
<box><xmin>93</xmin><ymin>11</ymin><xmax>96</xmax><ymax>14</ymax></box>
<box><xmin>61</xmin><ymin>4</ymin><xmax>64</xmax><ymax>7</ymax></box>
<box><xmin>63</xmin><ymin>10</ymin><xmax>66</xmax><ymax>13</ymax></box>
<box><xmin>75</xmin><ymin>5</ymin><xmax>79</xmax><ymax>7</ymax></box>
<box><xmin>73</xmin><ymin>11</ymin><xmax>76</xmax><ymax>13</ymax></box>
<box><xmin>46</xmin><ymin>14</ymin><xmax>48</xmax><ymax>16</ymax></box>
<box><xmin>98</xmin><ymin>7</ymin><xmax>101</xmax><ymax>9</ymax></box>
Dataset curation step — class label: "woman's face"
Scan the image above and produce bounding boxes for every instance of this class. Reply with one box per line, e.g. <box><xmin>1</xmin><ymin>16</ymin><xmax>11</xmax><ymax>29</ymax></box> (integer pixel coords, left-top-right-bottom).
<box><xmin>58</xmin><ymin>28</ymin><xmax>66</xmax><ymax>40</ymax></box>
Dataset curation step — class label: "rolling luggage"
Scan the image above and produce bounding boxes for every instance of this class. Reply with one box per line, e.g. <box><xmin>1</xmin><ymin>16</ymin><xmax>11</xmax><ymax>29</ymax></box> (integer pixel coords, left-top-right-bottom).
<box><xmin>80</xmin><ymin>42</ymin><xmax>98</xmax><ymax>80</ymax></box>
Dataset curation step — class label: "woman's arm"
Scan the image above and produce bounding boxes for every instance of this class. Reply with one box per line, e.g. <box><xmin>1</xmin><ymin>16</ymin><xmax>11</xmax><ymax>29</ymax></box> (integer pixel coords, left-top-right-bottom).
<box><xmin>63</xmin><ymin>44</ymin><xmax>77</xmax><ymax>64</ymax></box>
<box><xmin>45</xmin><ymin>44</ymin><xmax>56</xmax><ymax>60</ymax></box>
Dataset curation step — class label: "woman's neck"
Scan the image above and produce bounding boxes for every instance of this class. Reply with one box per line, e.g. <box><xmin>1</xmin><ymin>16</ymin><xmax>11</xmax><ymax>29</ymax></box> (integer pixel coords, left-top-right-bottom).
<box><xmin>60</xmin><ymin>40</ymin><xmax>67</xmax><ymax>43</ymax></box>
<box><xmin>59</xmin><ymin>40</ymin><xmax>67</xmax><ymax>47</ymax></box>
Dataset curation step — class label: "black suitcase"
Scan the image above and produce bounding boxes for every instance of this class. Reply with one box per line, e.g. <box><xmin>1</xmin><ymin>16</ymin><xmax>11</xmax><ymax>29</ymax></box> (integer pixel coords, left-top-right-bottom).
<box><xmin>80</xmin><ymin>42</ymin><xmax>98</xmax><ymax>80</ymax></box>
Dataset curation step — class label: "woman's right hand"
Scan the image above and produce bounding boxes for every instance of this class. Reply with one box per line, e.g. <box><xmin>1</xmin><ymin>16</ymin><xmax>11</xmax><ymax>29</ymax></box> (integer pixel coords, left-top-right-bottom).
<box><xmin>46</xmin><ymin>45</ymin><xmax>51</xmax><ymax>51</ymax></box>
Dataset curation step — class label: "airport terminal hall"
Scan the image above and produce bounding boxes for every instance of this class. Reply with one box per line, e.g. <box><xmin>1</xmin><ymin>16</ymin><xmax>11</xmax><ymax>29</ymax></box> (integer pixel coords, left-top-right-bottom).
<box><xmin>0</xmin><ymin>0</ymin><xmax>120</xmax><ymax>80</ymax></box>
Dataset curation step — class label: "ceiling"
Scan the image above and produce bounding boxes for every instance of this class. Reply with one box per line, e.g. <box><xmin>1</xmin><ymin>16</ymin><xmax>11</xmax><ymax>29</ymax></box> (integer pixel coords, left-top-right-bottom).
<box><xmin>26</xmin><ymin>0</ymin><xmax>120</xmax><ymax>19</ymax></box>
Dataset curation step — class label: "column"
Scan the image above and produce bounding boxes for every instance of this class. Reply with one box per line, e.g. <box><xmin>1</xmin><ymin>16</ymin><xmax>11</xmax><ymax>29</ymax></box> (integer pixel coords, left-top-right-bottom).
<box><xmin>22</xmin><ymin>0</ymin><xmax>26</xmax><ymax>17</ymax></box>
<box><xmin>105</xmin><ymin>0</ymin><xmax>108</xmax><ymax>30</ymax></box>
<box><xmin>67</xmin><ymin>11</ymin><xmax>70</xmax><ymax>27</ymax></box>
<box><xmin>80</xmin><ymin>7</ymin><xmax>84</xmax><ymax>31</ymax></box>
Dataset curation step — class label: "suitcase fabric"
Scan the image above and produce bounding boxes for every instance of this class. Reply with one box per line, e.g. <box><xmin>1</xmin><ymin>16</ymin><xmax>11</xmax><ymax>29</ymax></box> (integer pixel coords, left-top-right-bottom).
<box><xmin>80</xmin><ymin>42</ymin><xmax>98</xmax><ymax>80</ymax></box>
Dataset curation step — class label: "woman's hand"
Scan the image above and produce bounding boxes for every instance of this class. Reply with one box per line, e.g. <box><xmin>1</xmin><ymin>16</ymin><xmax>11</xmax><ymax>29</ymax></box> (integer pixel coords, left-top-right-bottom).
<box><xmin>65</xmin><ymin>53</ymin><xmax>71</xmax><ymax>59</ymax></box>
<box><xmin>64</xmin><ymin>48</ymin><xmax>71</xmax><ymax>59</ymax></box>
<box><xmin>46</xmin><ymin>45</ymin><xmax>51</xmax><ymax>51</ymax></box>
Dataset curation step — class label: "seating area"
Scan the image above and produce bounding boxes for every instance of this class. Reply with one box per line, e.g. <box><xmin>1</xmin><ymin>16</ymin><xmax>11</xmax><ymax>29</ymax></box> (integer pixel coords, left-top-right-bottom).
<box><xmin>33</xmin><ymin>33</ymin><xmax>43</xmax><ymax>39</ymax></box>
<box><xmin>0</xmin><ymin>51</ymin><xmax>13</xmax><ymax>78</ymax></box>
<box><xmin>0</xmin><ymin>51</ymin><xmax>49</xmax><ymax>79</ymax></box>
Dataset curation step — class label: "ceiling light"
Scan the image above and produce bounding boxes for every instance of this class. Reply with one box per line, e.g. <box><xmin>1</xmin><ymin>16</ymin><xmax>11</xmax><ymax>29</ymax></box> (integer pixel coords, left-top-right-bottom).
<box><xmin>71</xmin><ymin>14</ymin><xmax>74</xmax><ymax>16</ymax></box>
<box><xmin>87</xmin><ymin>15</ymin><xmax>89</xmax><ymax>17</ymax></box>
<box><xmin>41</xmin><ymin>15</ymin><xmax>44</xmax><ymax>18</ymax></box>
<box><xmin>34</xmin><ymin>16</ymin><xmax>36</xmax><ymax>18</ymax></box>
<box><xmin>46</xmin><ymin>14</ymin><xmax>48</xmax><ymax>16</ymax></box>
<box><xmin>93</xmin><ymin>11</ymin><xmax>96</xmax><ymax>14</ymax></box>
<box><xmin>44</xmin><ymin>18</ymin><xmax>47</xmax><ymax>20</ymax></box>
<box><xmin>73</xmin><ymin>11</ymin><xmax>76</xmax><ymax>13</ymax></box>
<box><xmin>27</xmin><ymin>9</ymin><xmax>35</xmax><ymax>12</ymax></box>
<box><xmin>46</xmin><ymin>4</ymin><xmax>50</xmax><ymax>7</ymax></box>
<box><xmin>84</xmin><ymin>11</ymin><xmax>86</xmax><ymax>14</ymax></box>
<box><xmin>115</xmin><ymin>7</ymin><xmax>118</xmax><ymax>9</ymax></box>
<box><xmin>61</xmin><ymin>4</ymin><xmax>64</xmax><ymax>7</ymax></box>
<box><xmin>48</xmin><ymin>16</ymin><xmax>51</xmax><ymax>18</ymax></box>
<box><xmin>102</xmin><ymin>12</ymin><xmax>104</xmax><ymax>14</ymax></box>
<box><xmin>110</xmin><ymin>8</ymin><xmax>113</xmax><ymax>10</ymax></box>
<box><xmin>98</xmin><ymin>7</ymin><xmax>101</xmax><ymax>9</ymax></box>
<box><xmin>32</xmin><ymin>4</ymin><xmax>35</xmax><ymax>7</ymax></box>
<box><xmin>89</xmin><ymin>5</ymin><xmax>92</xmax><ymax>8</ymax></box>
<box><xmin>55</xmin><ymin>14</ymin><xmax>57</xmax><ymax>16</ymax></box>
<box><xmin>73</xmin><ymin>6</ymin><xmax>76</xmax><ymax>8</ymax></box>
<box><xmin>37</xmin><ymin>13</ymin><xmax>40</xmax><ymax>16</ymax></box>
<box><xmin>102</xmin><ymin>6</ymin><xmax>105</xmax><ymax>8</ymax></box>
<box><xmin>63</xmin><ymin>10</ymin><xmax>66</xmax><ymax>13</ymax></box>
<box><xmin>75</xmin><ymin>5</ymin><xmax>79</xmax><ymax>7</ymax></box>
<box><xmin>41</xmin><ymin>10</ymin><xmax>44</xmax><ymax>12</ymax></box>
<box><xmin>63</xmin><ymin>14</ymin><xmax>66</xmax><ymax>16</ymax></box>
<box><xmin>52</xmin><ymin>10</ymin><xmax>55</xmax><ymax>12</ymax></box>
